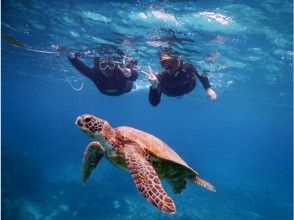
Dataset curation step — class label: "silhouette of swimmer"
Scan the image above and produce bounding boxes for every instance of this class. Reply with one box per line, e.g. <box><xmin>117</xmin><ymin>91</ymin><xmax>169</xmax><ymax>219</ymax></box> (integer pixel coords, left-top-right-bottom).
<box><xmin>68</xmin><ymin>52</ymin><xmax>138</xmax><ymax>96</ymax></box>
<box><xmin>144</xmin><ymin>49</ymin><xmax>217</xmax><ymax>106</ymax></box>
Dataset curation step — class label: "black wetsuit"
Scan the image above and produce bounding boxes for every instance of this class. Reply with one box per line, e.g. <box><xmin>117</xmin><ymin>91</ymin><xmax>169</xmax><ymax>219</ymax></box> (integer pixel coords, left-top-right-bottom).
<box><xmin>149</xmin><ymin>63</ymin><xmax>211</xmax><ymax>106</ymax></box>
<box><xmin>69</xmin><ymin>56</ymin><xmax>138</xmax><ymax>96</ymax></box>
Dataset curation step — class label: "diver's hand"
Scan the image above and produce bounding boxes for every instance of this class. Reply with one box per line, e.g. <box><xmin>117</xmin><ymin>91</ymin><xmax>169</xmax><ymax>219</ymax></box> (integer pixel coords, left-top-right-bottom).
<box><xmin>206</xmin><ymin>88</ymin><xmax>217</xmax><ymax>100</ymax></box>
<box><xmin>68</xmin><ymin>52</ymin><xmax>77</xmax><ymax>59</ymax></box>
<box><xmin>118</xmin><ymin>65</ymin><xmax>132</xmax><ymax>78</ymax></box>
<box><xmin>51</xmin><ymin>44</ymin><xmax>66</xmax><ymax>53</ymax></box>
<box><xmin>142</xmin><ymin>69</ymin><xmax>159</xmax><ymax>89</ymax></box>
<box><xmin>124</xmin><ymin>68</ymin><xmax>132</xmax><ymax>78</ymax></box>
<box><xmin>149</xmin><ymin>73</ymin><xmax>159</xmax><ymax>89</ymax></box>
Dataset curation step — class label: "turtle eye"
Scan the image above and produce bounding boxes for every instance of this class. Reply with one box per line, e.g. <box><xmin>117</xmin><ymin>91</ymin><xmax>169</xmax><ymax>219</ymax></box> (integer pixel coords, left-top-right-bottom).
<box><xmin>84</xmin><ymin>117</ymin><xmax>91</xmax><ymax>123</ymax></box>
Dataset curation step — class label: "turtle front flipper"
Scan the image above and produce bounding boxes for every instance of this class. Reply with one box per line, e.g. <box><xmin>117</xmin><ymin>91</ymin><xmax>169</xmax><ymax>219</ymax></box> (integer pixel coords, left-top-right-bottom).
<box><xmin>82</xmin><ymin>141</ymin><xmax>105</xmax><ymax>183</ymax></box>
<box><xmin>121</xmin><ymin>144</ymin><xmax>176</xmax><ymax>214</ymax></box>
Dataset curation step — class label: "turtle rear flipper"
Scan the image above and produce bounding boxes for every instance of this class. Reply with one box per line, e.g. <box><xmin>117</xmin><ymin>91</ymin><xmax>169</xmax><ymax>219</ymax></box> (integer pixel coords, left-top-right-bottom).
<box><xmin>82</xmin><ymin>141</ymin><xmax>105</xmax><ymax>183</ymax></box>
<box><xmin>121</xmin><ymin>144</ymin><xmax>176</xmax><ymax>214</ymax></box>
<box><xmin>192</xmin><ymin>176</ymin><xmax>216</xmax><ymax>192</ymax></box>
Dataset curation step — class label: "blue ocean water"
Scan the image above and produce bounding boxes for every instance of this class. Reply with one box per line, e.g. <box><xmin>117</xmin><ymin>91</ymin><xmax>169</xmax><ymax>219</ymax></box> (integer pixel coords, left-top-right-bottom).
<box><xmin>1</xmin><ymin>0</ymin><xmax>293</xmax><ymax>219</ymax></box>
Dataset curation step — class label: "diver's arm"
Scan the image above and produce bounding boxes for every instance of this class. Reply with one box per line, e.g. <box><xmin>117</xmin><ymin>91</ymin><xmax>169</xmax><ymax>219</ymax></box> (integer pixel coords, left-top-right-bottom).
<box><xmin>193</xmin><ymin>67</ymin><xmax>217</xmax><ymax>100</ymax></box>
<box><xmin>68</xmin><ymin>53</ymin><xmax>93</xmax><ymax>78</ymax></box>
<box><xmin>149</xmin><ymin>85</ymin><xmax>162</xmax><ymax>106</ymax></box>
<box><xmin>193</xmin><ymin>68</ymin><xmax>211</xmax><ymax>90</ymax></box>
<box><xmin>148</xmin><ymin>73</ymin><xmax>162</xmax><ymax>106</ymax></box>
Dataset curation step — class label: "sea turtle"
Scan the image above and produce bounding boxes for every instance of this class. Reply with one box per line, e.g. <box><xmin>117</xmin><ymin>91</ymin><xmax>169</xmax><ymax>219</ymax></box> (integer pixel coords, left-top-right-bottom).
<box><xmin>75</xmin><ymin>114</ymin><xmax>216</xmax><ymax>214</ymax></box>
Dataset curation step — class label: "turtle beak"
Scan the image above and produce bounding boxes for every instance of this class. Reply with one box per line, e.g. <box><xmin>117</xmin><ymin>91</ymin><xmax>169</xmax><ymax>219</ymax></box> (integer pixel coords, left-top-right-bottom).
<box><xmin>75</xmin><ymin>117</ymin><xmax>83</xmax><ymax>127</ymax></box>
<box><xmin>75</xmin><ymin>116</ymin><xmax>90</xmax><ymax>136</ymax></box>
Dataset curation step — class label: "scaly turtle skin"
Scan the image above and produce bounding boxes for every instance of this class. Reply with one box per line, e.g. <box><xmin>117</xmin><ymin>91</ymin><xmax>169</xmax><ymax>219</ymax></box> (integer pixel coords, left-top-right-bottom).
<box><xmin>76</xmin><ymin>114</ymin><xmax>216</xmax><ymax>214</ymax></box>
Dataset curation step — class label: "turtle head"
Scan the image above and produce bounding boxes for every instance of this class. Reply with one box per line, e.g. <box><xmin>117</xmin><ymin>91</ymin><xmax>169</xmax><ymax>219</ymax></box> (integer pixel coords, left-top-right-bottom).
<box><xmin>75</xmin><ymin>114</ymin><xmax>111</xmax><ymax>138</ymax></box>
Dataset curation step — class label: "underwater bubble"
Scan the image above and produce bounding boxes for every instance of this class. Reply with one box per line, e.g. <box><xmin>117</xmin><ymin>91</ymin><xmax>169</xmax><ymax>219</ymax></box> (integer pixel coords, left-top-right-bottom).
<box><xmin>113</xmin><ymin>200</ymin><xmax>120</xmax><ymax>209</ymax></box>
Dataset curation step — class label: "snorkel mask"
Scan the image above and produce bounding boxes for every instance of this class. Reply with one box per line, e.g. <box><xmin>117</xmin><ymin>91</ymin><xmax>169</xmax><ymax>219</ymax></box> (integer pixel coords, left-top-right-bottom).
<box><xmin>99</xmin><ymin>59</ymin><xmax>116</xmax><ymax>71</ymax></box>
<box><xmin>95</xmin><ymin>59</ymin><xmax>116</xmax><ymax>77</ymax></box>
<box><xmin>94</xmin><ymin>58</ymin><xmax>119</xmax><ymax>77</ymax></box>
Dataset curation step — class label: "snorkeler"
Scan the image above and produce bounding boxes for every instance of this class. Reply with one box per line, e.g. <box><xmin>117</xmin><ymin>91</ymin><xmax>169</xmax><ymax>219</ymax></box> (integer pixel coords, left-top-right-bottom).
<box><xmin>144</xmin><ymin>48</ymin><xmax>217</xmax><ymax>106</ymax></box>
<box><xmin>68</xmin><ymin>52</ymin><xmax>138</xmax><ymax>96</ymax></box>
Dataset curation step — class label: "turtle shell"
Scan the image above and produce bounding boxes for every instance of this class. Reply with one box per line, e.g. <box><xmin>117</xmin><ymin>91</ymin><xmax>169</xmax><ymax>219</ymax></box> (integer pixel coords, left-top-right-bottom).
<box><xmin>116</xmin><ymin>126</ymin><xmax>198</xmax><ymax>176</ymax></box>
